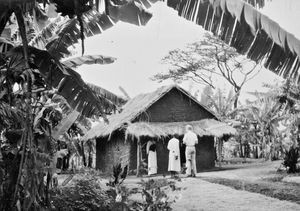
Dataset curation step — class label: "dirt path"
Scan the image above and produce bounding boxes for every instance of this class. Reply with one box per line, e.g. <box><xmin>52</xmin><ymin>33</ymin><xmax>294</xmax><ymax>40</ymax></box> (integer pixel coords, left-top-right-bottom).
<box><xmin>171</xmin><ymin>177</ymin><xmax>300</xmax><ymax>211</ymax></box>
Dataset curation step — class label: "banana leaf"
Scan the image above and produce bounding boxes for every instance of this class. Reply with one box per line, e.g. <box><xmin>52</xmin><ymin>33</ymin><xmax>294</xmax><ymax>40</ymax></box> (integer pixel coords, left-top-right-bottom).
<box><xmin>62</xmin><ymin>55</ymin><xmax>116</xmax><ymax>68</ymax></box>
<box><xmin>6</xmin><ymin>46</ymin><xmax>112</xmax><ymax>118</ymax></box>
<box><xmin>88</xmin><ymin>83</ymin><xmax>127</xmax><ymax>107</ymax></box>
<box><xmin>158</xmin><ymin>0</ymin><xmax>300</xmax><ymax>84</ymax></box>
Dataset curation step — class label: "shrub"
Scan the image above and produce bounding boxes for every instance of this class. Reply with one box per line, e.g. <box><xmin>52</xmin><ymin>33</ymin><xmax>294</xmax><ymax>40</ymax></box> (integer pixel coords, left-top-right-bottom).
<box><xmin>50</xmin><ymin>173</ymin><xmax>113</xmax><ymax>210</ymax></box>
<box><xmin>106</xmin><ymin>163</ymin><xmax>127</xmax><ymax>187</ymax></box>
<box><xmin>283</xmin><ymin>147</ymin><xmax>300</xmax><ymax>173</ymax></box>
<box><xmin>129</xmin><ymin>178</ymin><xmax>179</xmax><ymax>210</ymax></box>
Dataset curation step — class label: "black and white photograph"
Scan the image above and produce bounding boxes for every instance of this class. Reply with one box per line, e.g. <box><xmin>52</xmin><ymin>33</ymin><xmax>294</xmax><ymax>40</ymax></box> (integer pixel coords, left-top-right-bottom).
<box><xmin>0</xmin><ymin>0</ymin><xmax>300</xmax><ymax>210</ymax></box>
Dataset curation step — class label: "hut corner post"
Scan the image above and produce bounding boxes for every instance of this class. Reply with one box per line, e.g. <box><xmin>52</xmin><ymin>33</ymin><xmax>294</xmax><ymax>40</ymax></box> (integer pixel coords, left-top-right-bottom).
<box><xmin>136</xmin><ymin>138</ymin><xmax>142</xmax><ymax>177</ymax></box>
<box><xmin>216</xmin><ymin>137</ymin><xmax>224</xmax><ymax>167</ymax></box>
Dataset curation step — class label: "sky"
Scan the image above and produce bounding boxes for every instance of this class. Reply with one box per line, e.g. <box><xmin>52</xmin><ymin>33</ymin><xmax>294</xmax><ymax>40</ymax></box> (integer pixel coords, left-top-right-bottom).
<box><xmin>74</xmin><ymin>0</ymin><xmax>300</xmax><ymax>102</ymax></box>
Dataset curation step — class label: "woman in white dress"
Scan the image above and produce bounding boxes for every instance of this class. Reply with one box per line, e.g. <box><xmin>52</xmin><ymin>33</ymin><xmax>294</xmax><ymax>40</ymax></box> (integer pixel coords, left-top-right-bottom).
<box><xmin>146</xmin><ymin>140</ymin><xmax>157</xmax><ymax>175</ymax></box>
<box><xmin>167</xmin><ymin>135</ymin><xmax>181</xmax><ymax>177</ymax></box>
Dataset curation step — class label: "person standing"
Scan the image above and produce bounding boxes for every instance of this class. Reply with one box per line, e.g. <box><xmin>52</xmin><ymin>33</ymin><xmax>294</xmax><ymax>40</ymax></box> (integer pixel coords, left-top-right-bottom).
<box><xmin>146</xmin><ymin>140</ymin><xmax>157</xmax><ymax>176</ymax></box>
<box><xmin>183</xmin><ymin>125</ymin><xmax>198</xmax><ymax>177</ymax></box>
<box><xmin>167</xmin><ymin>134</ymin><xmax>181</xmax><ymax>177</ymax></box>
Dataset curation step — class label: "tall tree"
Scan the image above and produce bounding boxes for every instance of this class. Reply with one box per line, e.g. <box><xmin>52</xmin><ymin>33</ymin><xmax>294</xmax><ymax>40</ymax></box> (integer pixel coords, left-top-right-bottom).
<box><xmin>153</xmin><ymin>33</ymin><xmax>261</xmax><ymax>108</ymax></box>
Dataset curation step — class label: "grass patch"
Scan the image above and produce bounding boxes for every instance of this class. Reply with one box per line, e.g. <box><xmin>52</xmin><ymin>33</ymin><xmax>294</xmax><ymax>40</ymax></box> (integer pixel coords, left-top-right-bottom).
<box><xmin>201</xmin><ymin>177</ymin><xmax>300</xmax><ymax>204</ymax></box>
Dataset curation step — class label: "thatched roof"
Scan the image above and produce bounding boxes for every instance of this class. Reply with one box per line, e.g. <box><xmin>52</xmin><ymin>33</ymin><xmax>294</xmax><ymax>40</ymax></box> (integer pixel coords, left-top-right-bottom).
<box><xmin>125</xmin><ymin>119</ymin><xmax>237</xmax><ymax>138</ymax></box>
<box><xmin>83</xmin><ymin>85</ymin><xmax>236</xmax><ymax>140</ymax></box>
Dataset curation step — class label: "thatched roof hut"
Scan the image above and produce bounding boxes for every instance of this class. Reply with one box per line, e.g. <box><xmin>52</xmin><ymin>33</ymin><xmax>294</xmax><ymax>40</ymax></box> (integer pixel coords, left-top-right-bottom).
<box><xmin>85</xmin><ymin>85</ymin><xmax>236</xmax><ymax>175</ymax></box>
<box><xmin>84</xmin><ymin>85</ymin><xmax>236</xmax><ymax>140</ymax></box>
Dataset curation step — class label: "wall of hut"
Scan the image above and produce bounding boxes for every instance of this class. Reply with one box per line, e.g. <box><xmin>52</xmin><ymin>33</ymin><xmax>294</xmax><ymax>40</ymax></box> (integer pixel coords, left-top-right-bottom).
<box><xmin>130</xmin><ymin>137</ymin><xmax>170</xmax><ymax>174</ymax></box>
<box><xmin>135</xmin><ymin>88</ymin><xmax>215</xmax><ymax>122</ymax></box>
<box><xmin>96</xmin><ymin>131</ymin><xmax>132</xmax><ymax>174</ymax></box>
<box><xmin>195</xmin><ymin>136</ymin><xmax>216</xmax><ymax>170</ymax></box>
<box><xmin>129</xmin><ymin>136</ymin><xmax>216</xmax><ymax>174</ymax></box>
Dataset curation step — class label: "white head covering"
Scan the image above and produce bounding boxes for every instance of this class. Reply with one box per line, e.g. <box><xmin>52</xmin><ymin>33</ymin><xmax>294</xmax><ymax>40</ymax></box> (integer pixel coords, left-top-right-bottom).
<box><xmin>185</xmin><ymin>125</ymin><xmax>193</xmax><ymax>132</ymax></box>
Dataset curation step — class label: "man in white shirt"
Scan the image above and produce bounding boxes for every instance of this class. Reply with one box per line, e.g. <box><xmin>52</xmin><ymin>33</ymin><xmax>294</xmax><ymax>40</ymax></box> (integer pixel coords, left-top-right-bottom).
<box><xmin>183</xmin><ymin>125</ymin><xmax>198</xmax><ymax>177</ymax></box>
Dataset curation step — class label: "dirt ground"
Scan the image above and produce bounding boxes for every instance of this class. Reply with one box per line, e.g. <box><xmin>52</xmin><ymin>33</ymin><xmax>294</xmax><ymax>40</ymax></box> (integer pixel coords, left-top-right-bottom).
<box><xmin>197</xmin><ymin>160</ymin><xmax>300</xmax><ymax>203</ymax></box>
<box><xmin>56</xmin><ymin>160</ymin><xmax>300</xmax><ymax>210</ymax></box>
<box><xmin>170</xmin><ymin>177</ymin><xmax>300</xmax><ymax>211</ymax></box>
<box><xmin>125</xmin><ymin>160</ymin><xmax>300</xmax><ymax>210</ymax></box>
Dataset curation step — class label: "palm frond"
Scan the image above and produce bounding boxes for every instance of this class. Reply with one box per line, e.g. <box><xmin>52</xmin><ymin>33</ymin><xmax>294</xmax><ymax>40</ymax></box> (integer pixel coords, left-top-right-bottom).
<box><xmin>163</xmin><ymin>0</ymin><xmax>300</xmax><ymax>84</ymax></box>
<box><xmin>6</xmin><ymin>46</ymin><xmax>112</xmax><ymax>118</ymax></box>
<box><xmin>45</xmin><ymin>2</ymin><xmax>152</xmax><ymax>60</ymax></box>
<box><xmin>0</xmin><ymin>9</ymin><xmax>13</xmax><ymax>36</ymax></box>
<box><xmin>244</xmin><ymin>0</ymin><xmax>269</xmax><ymax>8</ymax></box>
<box><xmin>46</xmin><ymin>9</ymin><xmax>114</xmax><ymax>60</ymax></box>
<box><xmin>88</xmin><ymin>83</ymin><xmax>127</xmax><ymax>108</ymax></box>
<box><xmin>108</xmin><ymin>0</ymin><xmax>152</xmax><ymax>26</ymax></box>
<box><xmin>62</xmin><ymin>54</ymin><xmax>116</xmax><ymax>68</ymax></box>
<box><xmin>0</xmin><ymin>37</ymin><xmax>14</xmax><ymax>53</ymax></box>
<box><xmin>0</xmin><ymin>101</ymin><xmax>24</xmax><ymax>129</ymax></box>
<box><xmin>52</xmin><ymin>110</ymin><xmax>80</xmax><ymax>140</ymax></box>
<box><xmin>29</xmin><ymin>16</ymin><xmax>63</xmax><ymax>49</ymax></box>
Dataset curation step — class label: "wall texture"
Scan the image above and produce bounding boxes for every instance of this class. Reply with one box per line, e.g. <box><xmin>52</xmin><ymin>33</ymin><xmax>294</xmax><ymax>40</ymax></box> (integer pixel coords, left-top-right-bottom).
<box><xmin>195</xmin><ymin>136</ymin><xmax>216</xmax><ymax>171</ymax></box>
<box><xmin>96</xmin><ymin>131</ymin><xmax>131</xmax><ymax>174</ymax></box>
<box><xmin>135</xmin><ymin>88</ymin><xmax>215</xmax><ymax>122</ymax></box>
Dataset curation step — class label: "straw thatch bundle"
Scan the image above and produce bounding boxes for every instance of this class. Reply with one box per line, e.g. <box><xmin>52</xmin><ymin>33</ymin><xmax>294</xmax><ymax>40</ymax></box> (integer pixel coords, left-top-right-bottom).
<box><xmin>126</xmin><ymin>121</ymin><xmax>208</xmax><ymax>138</ymax></box>
<box><xmin>125</xmin><ymin>119</ymin><xmax>236</xmax><ymax>139</ymax></box>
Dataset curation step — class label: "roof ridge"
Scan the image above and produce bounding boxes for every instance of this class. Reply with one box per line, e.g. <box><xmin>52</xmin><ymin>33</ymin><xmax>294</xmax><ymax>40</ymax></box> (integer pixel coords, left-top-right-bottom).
<box><xmin>123</xmin><ymin>85</ymin><xmax>174</xmax><ymax>122</ymax></box>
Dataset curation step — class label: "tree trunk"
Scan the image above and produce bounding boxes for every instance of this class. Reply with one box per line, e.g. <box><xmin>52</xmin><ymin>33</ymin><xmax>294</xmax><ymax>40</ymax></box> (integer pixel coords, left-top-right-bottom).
<box><xmin>234</xmin><ymin>88</ymin><xmax>241</xmax><ymax>109</ymax></box>
<box><xmin>255</xmin><ymin>146</ymin><xmax>258</xmax><ymax>159</ymax></box>
<box><xmin>136</xmin><ymin>139</ymin><xmax>141</xmax><ymax>177</ymax></box>
<box><xmin>239</xmin><ymin>140</ymin><xmax>244</xmax><ymax>158</ymax></box>
<box><xmin>81</xmin><ymin>142</ymin><xmax>86</xmax><ymax>167</ymax></box>
<box><xmin>88</xmin><ymin>150</ymin><xmax>92</xmax><ymax>168</ymax></box>
<box><xmin>217</xmin><ymin>138</ymin><xmax>223</xmax><ymax>167</ymax></box>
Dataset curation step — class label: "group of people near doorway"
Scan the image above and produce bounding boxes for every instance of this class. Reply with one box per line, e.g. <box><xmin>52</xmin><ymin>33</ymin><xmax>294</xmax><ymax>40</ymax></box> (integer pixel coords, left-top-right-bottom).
<box><xmin>146</xmin><ymin>125</ymin><xmax>198</xmax><ymax>177</ymax></box>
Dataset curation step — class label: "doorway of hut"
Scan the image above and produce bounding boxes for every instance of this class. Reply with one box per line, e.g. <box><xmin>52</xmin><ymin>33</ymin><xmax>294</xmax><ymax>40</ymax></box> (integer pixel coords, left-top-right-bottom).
<box><xmin>137</xmin><ymin>135</ymin><xmax>215</xmax><ymax>176</ymax></box>
<box><xmin>139</xmin><ymin>136</ymin><xmax>186</xmax><ymax>175</ymax></box>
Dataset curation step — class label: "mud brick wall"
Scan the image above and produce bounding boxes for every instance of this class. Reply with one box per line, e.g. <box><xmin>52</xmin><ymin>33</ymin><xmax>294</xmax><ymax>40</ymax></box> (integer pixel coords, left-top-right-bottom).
<box><xmin>96</xmin><ymin>132</ymin><xmax>131</xmax><ymax>174</ymax></box>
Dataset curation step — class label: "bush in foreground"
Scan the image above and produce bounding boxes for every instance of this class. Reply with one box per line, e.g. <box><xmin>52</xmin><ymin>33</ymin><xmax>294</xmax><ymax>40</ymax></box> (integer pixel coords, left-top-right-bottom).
<box><xmin>50</xmin><ymin>173</ymin><xmax>113</xmax><ymax>210</ymax></box>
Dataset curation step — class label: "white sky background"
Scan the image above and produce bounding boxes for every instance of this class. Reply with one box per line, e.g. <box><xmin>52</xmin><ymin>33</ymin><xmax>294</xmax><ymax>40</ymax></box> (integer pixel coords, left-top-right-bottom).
<box><xmin>75</xmin><ymin>0</ymin><xmax>300</xmax><ymax>102</ymax></box>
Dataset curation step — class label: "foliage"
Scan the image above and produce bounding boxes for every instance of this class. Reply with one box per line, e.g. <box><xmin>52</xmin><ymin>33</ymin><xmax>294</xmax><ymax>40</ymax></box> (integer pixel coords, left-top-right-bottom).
<box><xmin>107</xmin><ymin>163</ymin><xmax>128</xmax><ymax>187</ymax></box>
<box><xmin>200</xmin><ymin>86</ymin><xmax>237</xmax><ymax>121</ymax></box>
<box><xmin>283</xmin><ymin>147</ymin><xmax>300</xmax><ymax>173</ymax></box>
<box><xmin>62</xmin><ymin>55</ymin><xmax>116</xmax><ymax>68</ymax></box>
<box><xmin>50</xmin><ymin>173</ymin><xmax>114</xmax><ymax>211</ymax></box>
<box><xmin>237</xmin><ymin>80</ymin><xmax>300</xmax><ymax>160</ymax></box>
<box><xmin>49</xmin><ymin>170</ymin><xmax>179</xmax><ymax>211</ymax></box>
<box><xmin>0</xmin><ymin>99</ymin><xmax>60</xmax><ymax>210</ymax></box>
<box><xmin>130</xmin><ymin>178</ymin><xmax>178</xmax><ymax>211</ymax></box>
<box><xmin>153</xmin><ymin>33</ymin><xmax>260</xmax><ymax>107</ymax></box>
<box><xmin>88</xmin><ymin>83</ymin><xmax>127</xmax><ymax>111</ymax></box>
<box><xmin>165</xmin><ymin>0</ymin><xmax>300</xmax><ymax>85</ymax></box>
<box><xmin>139</xmin><ymin>178</ymin><xmax>170</xmax><ymax>191</ymax></box>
